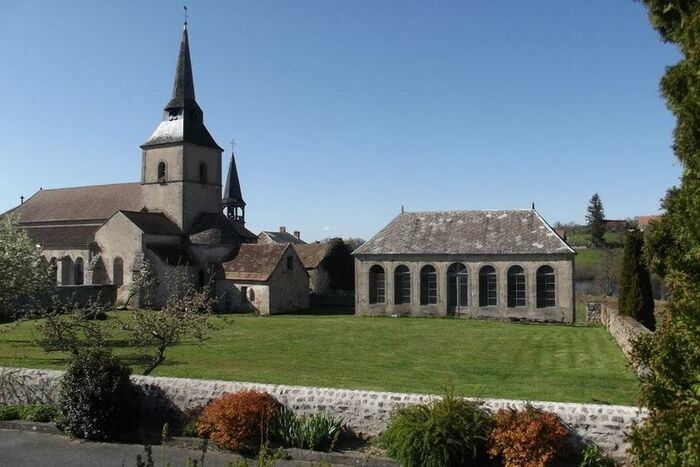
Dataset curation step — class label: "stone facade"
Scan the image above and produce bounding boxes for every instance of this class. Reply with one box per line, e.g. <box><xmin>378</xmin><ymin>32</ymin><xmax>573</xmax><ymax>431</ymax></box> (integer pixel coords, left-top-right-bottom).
<box><xmin>0</xmin><ymin>367</ymin><xmax>646</xmax><ymax>464</ymax></box>
<box><xmin>355</xmin><ymin>253</ymin><xmax>575</xmax><ymax>322</ymax></box>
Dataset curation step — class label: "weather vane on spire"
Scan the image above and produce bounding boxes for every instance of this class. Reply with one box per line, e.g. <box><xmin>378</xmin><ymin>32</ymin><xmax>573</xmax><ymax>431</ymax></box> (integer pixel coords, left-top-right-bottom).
<box><xmin>183</xmin><ymin>5</ymin><xmax>188</xmax><ymax>26</ymax></box>
<box><xmin>229</xmin><ymin>138</ymin><xmax>237</xmax><ymax>153</ymax></box>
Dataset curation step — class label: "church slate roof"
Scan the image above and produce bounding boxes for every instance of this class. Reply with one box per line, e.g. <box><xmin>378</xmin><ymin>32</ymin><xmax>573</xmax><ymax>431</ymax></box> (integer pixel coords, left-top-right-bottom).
<box><xmin>10</xmin><ymin>183</ymin><xmax>143</xmax><ymax>223</ymax></box>
<box><xmin>222</xmin><ymin>243</ymin><xmax>289</xmax><ymax>282</ymax></box>
<box><xmin>353</xmin><ymin>210</ymin><xmax>575</xmax><ymax>256</ymax></box>
<box><xmin>24</xmin><ymin>225</ymin><xmax>100</xmax><ymax>247</ymax></box>
<box><xmin>188</xmin><ymin>213</ymin><xmax>256</xmax><ymax>244</ymax></box>
<box><xmin>120</xmin><ymin>211</ymin><xmax>181</xmax><ymax>236</ymax></box>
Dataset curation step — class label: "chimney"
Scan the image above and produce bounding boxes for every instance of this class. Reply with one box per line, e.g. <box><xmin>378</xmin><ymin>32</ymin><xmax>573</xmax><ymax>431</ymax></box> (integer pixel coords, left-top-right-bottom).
<box><xmin>293</xmin><ymin>230</ymin><xmax>301</xmax><ymax>239</ymax></box>
<box><xmin>20</xmin><ymin>195</ymin><xmax>24</xmax><ymax>205</ymax></box>
<box><xmin>279</xmin><ymin>226</ymin><xmax>286</xmax><ymax>234</ymax></box>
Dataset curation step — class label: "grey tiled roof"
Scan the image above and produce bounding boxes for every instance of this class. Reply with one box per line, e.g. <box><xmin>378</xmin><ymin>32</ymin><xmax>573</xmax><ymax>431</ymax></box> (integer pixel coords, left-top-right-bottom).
<box><xmin>260</xmin><ymin>231</ymin><xmax>307</xmax><ymax>245</ymax></box>
<box><xmin>353</xmin><ymin>210</ymin><xmax>574</xmax><ymax>256</ymax></box>
<box><xmin>222</xmin><ymin>243</ymin><xmax>289</xmax><ymax>282</ymax></box>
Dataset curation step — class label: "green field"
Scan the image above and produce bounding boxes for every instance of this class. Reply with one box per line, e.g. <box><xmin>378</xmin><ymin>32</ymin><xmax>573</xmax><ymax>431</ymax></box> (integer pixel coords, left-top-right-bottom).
<box><xmin>0</xmin><ymin>312</ymin><xmax>639</xmax><ymax>405</ymax></box>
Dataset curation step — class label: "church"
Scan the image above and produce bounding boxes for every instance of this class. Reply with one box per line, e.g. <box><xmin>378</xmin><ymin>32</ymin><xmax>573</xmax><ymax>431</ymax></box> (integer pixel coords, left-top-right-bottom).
<box><xmin>5</xmin><ymin>23</ymin><xmax>309</xmax><ymax>313</ymax></box>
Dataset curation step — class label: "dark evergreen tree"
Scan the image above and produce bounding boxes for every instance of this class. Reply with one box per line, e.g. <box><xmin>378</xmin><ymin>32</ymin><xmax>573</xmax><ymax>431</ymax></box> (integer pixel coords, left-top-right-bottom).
<box><xmin>629</xmin><ymin>2</ymin><xmax>700</xmax><ymax>465</ymax></box>
<box><xmin>618</xmin><ymin>230</ymin><xmax>655</xmax><ymax>330</ymax></box>
<box><xmin>585</xmin><ymin>193</ymin><xmax>606</xmax><ymax>247</ymax></box>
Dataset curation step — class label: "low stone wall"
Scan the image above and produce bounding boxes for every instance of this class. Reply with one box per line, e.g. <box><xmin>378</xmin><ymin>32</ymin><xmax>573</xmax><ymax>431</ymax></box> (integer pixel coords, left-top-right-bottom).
<box><xmin>0</xmin><ymin>367</ymin><xmax>646</xmax><ymax>464</ymax></box>
<box><xmin>600</xmin><ymin>304</ymin><xmax>652</xmax><ymax>361</ymax></box>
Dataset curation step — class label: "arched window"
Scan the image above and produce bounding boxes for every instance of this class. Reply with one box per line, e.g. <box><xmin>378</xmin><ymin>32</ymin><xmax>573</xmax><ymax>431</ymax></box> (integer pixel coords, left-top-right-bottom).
<box><xmin>447</xmin><ymin>263</ymin><xmax>468</xmax><ymax>308</ymax></box>
<box><xmin>394</xmin><ymin>265</ymin><xmax>411</xmax><ymax>305</ymax></box>
<box><xmin>420</xmin><ymin>265</ymin><xmax>437</xmax><ymax>305</ymax></box>
<box><xmin>157</xmin><ymin>161</ymin><xmax>167</xmax><ymax>182</ymax></box>
<box><xmin>74</xmin><ymin>257</ymin><xmax>84</xmax><ymax>285</ymax></box>
<box><xmin>113</xmin><ymin>257</ymin><xmax>124</xmax><ymax>286</ymax></box>
<box><xmin>537</xmin><ymin>265</ymin><xmax>556</xmax><ymax>308</ymax></box>
<box><xmin>507</xmin><ymin>265</ymin><xmax>526</xmax><ymax>307</ymax></box>
<box><xmin>198</xmin><ymin>163</ymin><xmax>208</xmax><ymax>183</ymax></box>
<box><xmin>479</xmin><ymin>265</ymin><xmax>497</xmax><ymax>307</ymax></box>
<box><xmin>369</xmin><ymin>265</ymin><xmax>385</xmax><ymax>304</ymax></box>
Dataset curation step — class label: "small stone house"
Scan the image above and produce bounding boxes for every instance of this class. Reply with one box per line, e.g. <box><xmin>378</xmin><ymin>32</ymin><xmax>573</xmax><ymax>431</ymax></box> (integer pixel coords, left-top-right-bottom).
<box><xmin>258</xmin><ymin>227</ymin><xmax>306</xmax><ymax>245</ymax></box>
<box><xmin>293</xmin><ymin>239</ymin><xmax>355</xmax><ymax>295</ymax></box>
<box><xmin>353</xmin><ymin>209</ymin><xmax>576</xmax><ymax>322</ymax></box>
<box><xmin>217</xmin><ymin>243</ymin><xmax>309</xmax><ymax>315</ymax></box>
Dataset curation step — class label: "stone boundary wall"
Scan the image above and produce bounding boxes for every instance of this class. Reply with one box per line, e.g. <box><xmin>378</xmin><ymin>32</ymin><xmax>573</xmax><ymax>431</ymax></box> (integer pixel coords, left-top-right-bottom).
<box><xmin>0</xmin><ymin>367</ymin><xmax>646</xmax><ymax>463</ymax></box>
<box><xmin>600</xmin><ymin>304</ymin><xmax>652</xmax><ymax>361</ymax></box>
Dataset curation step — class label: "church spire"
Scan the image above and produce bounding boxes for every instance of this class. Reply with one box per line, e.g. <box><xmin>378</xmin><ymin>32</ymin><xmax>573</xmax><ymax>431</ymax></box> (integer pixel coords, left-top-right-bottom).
<box><xmin>142</xmin><ymin>21</ymin><xmax>222</xmax><ymax>150</ymax></box>
<box><xmin>164</xmin><ymin>23</ymin><xmax>199</xmax><ymax>113</ymax></box>
<box><xmin>223</xmin><ymin>148</ymin><xmax>246</xmax><ymax>224</ymax></box>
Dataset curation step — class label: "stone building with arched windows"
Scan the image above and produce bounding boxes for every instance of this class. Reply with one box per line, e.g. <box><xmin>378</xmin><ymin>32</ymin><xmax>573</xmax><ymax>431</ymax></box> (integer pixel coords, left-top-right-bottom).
<box><xmin>353</xmin><ymin>210</ymin><xmax>576</xmax><ymax>322</ymax></box>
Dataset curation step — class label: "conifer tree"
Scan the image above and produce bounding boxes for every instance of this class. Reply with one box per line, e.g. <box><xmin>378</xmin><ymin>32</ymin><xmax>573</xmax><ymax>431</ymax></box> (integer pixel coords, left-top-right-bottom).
<box><xmin>618</xmin><ymin>230</ymin><xmax>655</xmax><ymax>330</ymax></box>
<box><xmin>585</xmin><ymin>193</ymin><xmax>605</xmax><ymax>247</ymax></box>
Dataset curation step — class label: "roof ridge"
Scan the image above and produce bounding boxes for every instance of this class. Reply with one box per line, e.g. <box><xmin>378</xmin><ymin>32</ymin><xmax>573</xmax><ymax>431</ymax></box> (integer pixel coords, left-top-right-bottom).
<box><xmin>35</xmin><ymin>181</ymin><xmax>140</xmax><ymax>192</ymax></box>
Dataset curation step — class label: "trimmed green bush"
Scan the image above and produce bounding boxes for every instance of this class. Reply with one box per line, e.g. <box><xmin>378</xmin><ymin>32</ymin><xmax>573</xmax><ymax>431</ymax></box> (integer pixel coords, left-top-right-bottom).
<box><xmin>56</xmin><ymin>348</ymin><xmax>137</xmax><ymax>440</ymax></box>
<box><xmin>379</xmin><ymin>390</ymin><xmax>491</xmax><ymax>466</ymax></box>
<box><xmin>618</xmin><ymin>230</ymin><xmax>655</xmax><ymax>330</ymax></box>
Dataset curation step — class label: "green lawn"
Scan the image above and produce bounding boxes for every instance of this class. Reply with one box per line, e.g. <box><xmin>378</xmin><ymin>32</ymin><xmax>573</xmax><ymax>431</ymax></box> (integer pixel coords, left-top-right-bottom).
<box><xmin>0</xmin><ymin>313</ymin><xmax>639</xmax><ymax>406</ymax></box>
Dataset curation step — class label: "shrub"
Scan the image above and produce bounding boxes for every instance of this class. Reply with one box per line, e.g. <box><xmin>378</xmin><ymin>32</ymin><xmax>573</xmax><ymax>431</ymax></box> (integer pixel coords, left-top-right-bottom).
<box><xmin>488</xmin><ymin>405</ymin><xmax>571</xmax><ymax>467</ymax></box>
<box><xmin>56</xmin><ymin>348</ymin><xmax>136</xmax><ymax>440</ymax></box>
<box><xmin>579</xmin><ymin>443</ymin><xmax>614</xmax><ymax>467</ymax></box>
<box><xmin>379</xmin><ymin>390</ymin><xmax>491</xmax><ymax>466</ymax></box>
<box><xmin>270</xmin><ymin>407</ymin><xmax>342</xmax><ymax>452</ymax></box>
<box><xmin>197</xmin><ymin>391</ymin><xmax>279</xmax><ymax>453</ymax></box>
<box><xmin>0</xmin><ymin>404</ymin><xmax>59</xmax><ymax>422</ymax></box>
<box><xmin>0</xmin><ymin>405</ymin><xmax>22</xmax><ymax>421</ymax></box>
<box><xmin>618</xmin><ymin>229</ymin><xmax>655</xmax><ymax>330</ymax></box>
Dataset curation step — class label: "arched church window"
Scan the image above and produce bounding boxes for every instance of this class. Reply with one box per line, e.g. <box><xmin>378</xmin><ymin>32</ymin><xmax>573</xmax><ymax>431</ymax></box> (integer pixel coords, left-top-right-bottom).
<box><xmin>369</xmin><ymin>265</ymin><xmax>385</xmax><ymax>304</ymax></box>
<box><xmin>479</xmin><ymin>265</ymin><xmax>497</xmax><ymax>307</ymax></box>
<box><xmin>420</xmin><ymin>265</ymin><xmax>437</xmax><ymax>305</ymax></box>
<box><xmin>157</xmin><ymin>161</ymin><xmax>167</xmax><ymax>182</ymax></box>
<box><xmin>113</xmin><ymin>257</ymin><xmax>124</xmax><ymax>286</ymax></box>
<box><xmin>199</xmin><ymin>163</ymin><xmax>208</xmax><ymax>183</ymax></box>
<box><xmin>507</xmin><ymin>265</ymin><xmax>526</xmax><ymax>307</ymax></box>
<box><xmin>394</xmin><ymin>265</ymin><xmax>410</xmax><ymax>305</ymax></box>
<box><xmin>536</xmin><ymin>265</ymin><xmax>556</xmax><ymax>308</ymax></box>
<box><xmin>74</xmin><ymin>257</ymin><xmax>84</xmax><ymax>286</ymax></box>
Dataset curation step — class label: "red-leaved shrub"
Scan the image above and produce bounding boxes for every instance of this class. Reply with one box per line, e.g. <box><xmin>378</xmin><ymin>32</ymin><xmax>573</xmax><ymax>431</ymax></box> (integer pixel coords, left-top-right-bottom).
<box><xmin>197</xmin><ymin>391</ymin><xmax>280</xmax><ymax>452</ymax></box>
<box><xmin>488</xmin><ymin>406</ymin><xmax>571</xmax><ymax>467</ymax></box>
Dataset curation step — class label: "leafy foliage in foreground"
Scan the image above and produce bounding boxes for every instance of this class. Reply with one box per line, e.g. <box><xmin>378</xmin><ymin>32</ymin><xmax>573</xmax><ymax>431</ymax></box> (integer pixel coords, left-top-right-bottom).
<box><xmin>56</xmin><ymin>347</ymin><xmax>136</xmax><ymax>440</ymax></box>
<box><xmin>0</xmin><ymin>403</ymin><xmax>58</xmax><ymax>422</ymax></box>
<box><xmin>488</xmin><ymin>405</ymin><xmax>570</xmax><ymax>467</ymax></box>
<box><xmin>197</xmin><ymin>391</ymin><xmax>279</xmax><ymax>453</ymax></box>
<box><xmin>379</xmin><ymin>390</ymin><xmax>491</xmax><ymax>467</ymax></box>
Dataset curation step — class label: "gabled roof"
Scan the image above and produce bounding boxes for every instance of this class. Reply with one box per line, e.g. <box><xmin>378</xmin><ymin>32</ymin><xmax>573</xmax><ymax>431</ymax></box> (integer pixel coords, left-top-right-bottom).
<box><xmin>120</xmin><ymin>211</ymin><xmax>181</xmax><ymax>236</ymax></box>
<box><xmin>147</xmin><ymin>244</ymin><xmax>197</xmax><ymax>266</ymax></box>
<box><xmin>25</xmin><ymin>225</ymin><xmax>100</xmax><ymax>247</ymax></box>
<box><xmin>222</xmin><ymin>243</ymin><xmax>290</xmax><ymax>282</ymax></box>
<box><xmin>189</xmin><ymin>212</ymin><xmax>256</xmax><ymax>244</ymax></box>
<box><xmin>293</xmin><ymin>243</ymin><xmax>332</xmax><ymax>269</ymax></box>
<box><xmin>10</xmin><ymin>183</ymin><xmax>143</xmax><ymax>224</ymax></box>
<box><xmin>260</xmin><ymin>230</ymin><xmax>306</xmax><ymax>245</ymax></box>
<box><xmin>354</xmin><ymin>210</ymin><xmax>575</xmax><ymax>256</ymax></box>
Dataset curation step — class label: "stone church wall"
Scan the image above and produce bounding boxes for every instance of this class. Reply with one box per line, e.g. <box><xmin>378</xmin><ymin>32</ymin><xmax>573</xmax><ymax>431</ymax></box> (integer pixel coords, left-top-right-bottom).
<box><xmin>355</xmin><ymin>254</ymin><xmax>575</xmax><ymax>322</ymax></box>
<box><xmin>0</xmin><ymin>367</ymin><xmax>646</xmax><ymax>464</ymax></box>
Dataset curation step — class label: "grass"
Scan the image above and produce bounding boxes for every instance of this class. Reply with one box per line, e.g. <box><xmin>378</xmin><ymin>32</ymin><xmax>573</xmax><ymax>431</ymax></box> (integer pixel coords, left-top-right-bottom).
<box><xmin>0</xmin><ymin>312</ymin><xmax>640</xmax><ymax>406</ymax></box>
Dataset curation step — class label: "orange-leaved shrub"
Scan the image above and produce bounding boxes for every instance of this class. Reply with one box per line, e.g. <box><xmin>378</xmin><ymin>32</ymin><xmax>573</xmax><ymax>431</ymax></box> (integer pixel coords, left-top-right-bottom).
<box><xmin>488</xmin><ymin>405</ymin><xmax>571</xmax><ymax>467</ymax></box>
<box><xmin>197</xmin><ymin>391</ymin><xmax>280</xmax><ymax>453</ymax></box>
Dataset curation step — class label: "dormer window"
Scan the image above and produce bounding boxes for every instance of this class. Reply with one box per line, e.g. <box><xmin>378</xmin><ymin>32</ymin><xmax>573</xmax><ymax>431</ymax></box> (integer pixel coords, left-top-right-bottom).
<box><xmin>157</xmin><ymin>162</ymin><xmax>167</xmax><ymax>183</ymax></box>
<box><xmin>199</xmin><ymin>163</ymin><xmax>208</xmax><ymax>183</ymax></box>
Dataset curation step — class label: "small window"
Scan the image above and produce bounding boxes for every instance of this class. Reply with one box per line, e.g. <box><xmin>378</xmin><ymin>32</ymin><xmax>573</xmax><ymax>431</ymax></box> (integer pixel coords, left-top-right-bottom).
<box><xmin>420</xmin><ymin>265</ymin><xmax>437</xmax><ymax>305</ymax></box>
<box><xmin>74</xmin><ymin>257</ymin><xmax>84</xmax><ymax>286</ymax></box>
<box><xmin>479</xmin><ymin>265</ymin><xmax>497</xmax><ymax>307</ymax></box>
<box><xmin>241</xmin><ymin>286</ymin><xmax>248</xmax><ymax>302</ymax></box>
<box><xmin>369</xmin><ymin>265</ymin><xmax>385</xmax><ymax>304</ymax></box>
<box><xmin>287</xmin><ymin>256</ymin><xmax>294</xmax><ymax>270</ymax></box>
<box><xmin>157</xmin><ymin>161</ymin><xmax>167</xmax><ymax>182</ymax></box>
<box><xmin>198</xmin><ymin>163</ymin><xmax>208</xmax><ymax>183</ymax></box>
<box><xmin>113</xmin><ymin>257</ymin><xmax>124</xmax><ymax>286</ymax></box>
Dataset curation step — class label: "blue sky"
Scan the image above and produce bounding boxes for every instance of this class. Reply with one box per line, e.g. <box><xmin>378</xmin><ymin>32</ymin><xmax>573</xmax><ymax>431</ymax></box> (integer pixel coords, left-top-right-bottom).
<box><xmin>0</xmin><ymin>1</ymin><xmax>681</xmax><ymax>241</ymax></box>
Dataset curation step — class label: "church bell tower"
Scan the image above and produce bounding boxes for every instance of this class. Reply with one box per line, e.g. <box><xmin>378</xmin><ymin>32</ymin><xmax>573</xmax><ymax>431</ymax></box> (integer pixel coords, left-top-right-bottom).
<box><xmin>140</xmin><ymin>22</ymin><xmax>223</xmax><ymax>232</ymax></box>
